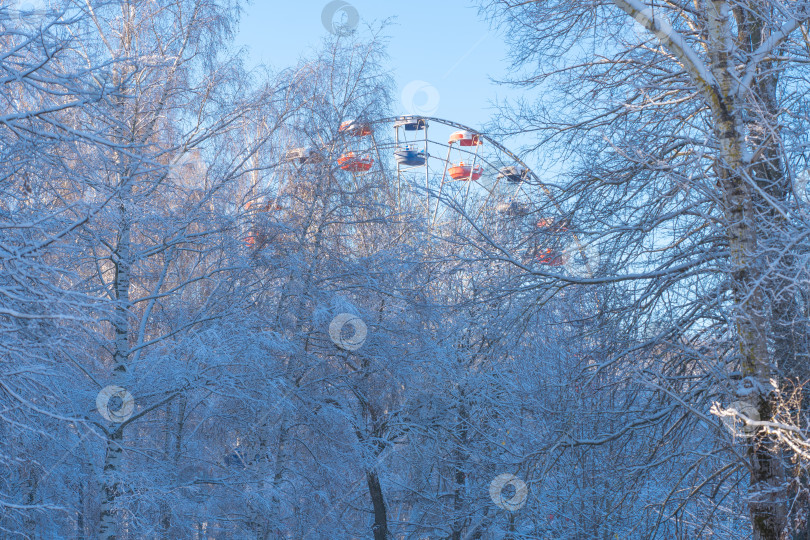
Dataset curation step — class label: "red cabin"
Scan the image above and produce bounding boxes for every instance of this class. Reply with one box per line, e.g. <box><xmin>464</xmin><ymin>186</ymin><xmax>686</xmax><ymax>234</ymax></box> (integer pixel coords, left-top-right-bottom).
<box><xmin>536</xmin><ymin>248</ymin><xmax>564</xmax><ymax>266</ymax></box>
<box><xmin>245</xmin><ymin>199</ymin><xmax>282</xmax><ymax>213</ymax></box>
<box><xmin>448</xmin><ymin>162</ymin><xmax>483</xmax><ymax>181</ymax></box>
<box><xmin>536</xmin><ymin>217</ymin><xmax>568</xmax><ymax>233</ymax></box>
<box><xmin>448</xmin><ymin>130</ymin><xmax>482</xmax><ymax>147</ymax></box>
<box><xmin>339</xmin><ymin>120</ymin><xmax>372</xmax><ymax>137</ymax></box>
<box><xmin>244</xmin><ymin>199</ymin><xmax>282</xmax><ymax>247</ymax></box>
<box><xmin>338</xmin><ymin>152</ymin><xmax>373</xmax><ymax>172</ymax></box>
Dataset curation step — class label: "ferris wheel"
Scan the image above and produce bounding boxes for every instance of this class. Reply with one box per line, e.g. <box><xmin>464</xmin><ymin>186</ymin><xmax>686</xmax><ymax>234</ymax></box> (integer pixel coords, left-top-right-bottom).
<box><xmin>247</xmin><ymin>115</ymin><xmax>593</xmax><ymax>274</ymax></box>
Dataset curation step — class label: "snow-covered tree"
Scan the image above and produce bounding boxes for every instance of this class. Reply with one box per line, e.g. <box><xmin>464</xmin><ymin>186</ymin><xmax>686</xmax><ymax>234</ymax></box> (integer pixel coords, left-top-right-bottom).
<box><xmin>473</xmin><ymin>0</ymin><xmax>810</xmax><ymax>537</ymax></box>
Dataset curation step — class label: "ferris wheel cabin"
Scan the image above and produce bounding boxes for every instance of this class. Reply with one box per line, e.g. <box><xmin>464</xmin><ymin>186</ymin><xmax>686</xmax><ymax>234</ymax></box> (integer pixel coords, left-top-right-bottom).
<box><xmin>338</xmin><ymin>151</ymin><xmax>374</xmax><ymax>172</ymax></box>
<box><xmin>497</xmin><ymin>165</ymin><xmax>527</xmax><ymax>183</ymax></box>
<box><xmin>448</xmin><ymin>130</ymin><xmax>483</xmax><ymax>147</ymax></box>
<box><xmin>536</xmin><ymin>217</ymin><xmax>568</xmax><ymax>233</ymax></box>
<box><xmin>496</xmin><ymin>199</ymin><xmax>529</xmax><ymax>216</ymax></box>
<box><xmin>243</xmin><ymin>198</ymin><xmax>282</xmax><ymax>247</ymax></box>
<box><xmin>339</xmin><ymin>119</ymin><xmax>373</xmax><ymax>137</ymax></box>
<box><xmin>449</xmin><ymin>162</ymin><xmax>484</xmax><ymax>181</ymax></box>
<box><xmin>395</xmin><ymin>144</ymin><xmax>427</xmax><ymax>166</ymax></box>
<box><xmin>536</xmin><ymin>248</ymin><xmax>564</xmax><ymax>266</ymax></box>
<box><xmin>284</xmin><ymin>146</ymin><xmax>321</xmax><ymax>164</ymax></box>
<box><xmin>394</xmin><ymin>116</ymin><xmax>427</xmax><ymax>131</ymax></box>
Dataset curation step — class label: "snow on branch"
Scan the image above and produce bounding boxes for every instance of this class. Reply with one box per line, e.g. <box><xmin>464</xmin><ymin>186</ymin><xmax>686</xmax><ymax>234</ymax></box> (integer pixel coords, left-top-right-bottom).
<box><xmin>611</xmin><ymin>0</ymin><xmax>718</xmax><ymax>97</ymax></box>
<box><xmin>738</xmin><ymin>1</ymin><xmax>810</xmax><ymax>95</ymax></box>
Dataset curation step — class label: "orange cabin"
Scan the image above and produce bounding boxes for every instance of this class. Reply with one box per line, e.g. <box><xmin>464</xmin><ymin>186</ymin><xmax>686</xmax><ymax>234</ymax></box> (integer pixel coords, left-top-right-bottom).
<box><xmin>338</xmin><ymin>152</ymin><xmax>374</xmax><ymax>172</ymax></box>
<box><xmin>448</xmin><ymin>130</ymin><xmax>482</xmax><ymax>147</ymax></box>
<box><xmin>245</xmin><ymin>199</ymin><xmax>282</xmax><ymax>213</ymax></box>
<box><xmin>448</xmin><ymin>162</ymin><xmax>483</xmax><ymax>181</ymax></box>
<box><xmin>244</xmin><ymin>199</ymin><xmax>281</xmax><ymax>247</ymax></box>
<box><xmin>536</xmin><ymin>218</ymin><xmax>554</xmax><ymax>229</ymax></box>
<box><xmin>536</xmin><ymin>248</ymin><xmax>564</xmax><ymax>266</ymax></box>
<box><xmin>536</xmin><ymin>217</ymin><xmax>568</xmax><ymax>233</ymax></box>
<box><xmin>339</xmin><ymin>120</ymin><xmax>372</xmax><ymax>137</ymax></box>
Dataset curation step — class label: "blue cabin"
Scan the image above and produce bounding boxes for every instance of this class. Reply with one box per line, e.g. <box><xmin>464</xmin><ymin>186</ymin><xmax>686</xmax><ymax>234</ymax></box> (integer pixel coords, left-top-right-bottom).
<box><xmin>395</xmin><ymin>145</ymin><xmax>427</xmax><ymax>166</ymax></box>
<box><xmin>394</xmin><ymin>116</ymin><xmax>427</xmax><ymax>131</ymax></box>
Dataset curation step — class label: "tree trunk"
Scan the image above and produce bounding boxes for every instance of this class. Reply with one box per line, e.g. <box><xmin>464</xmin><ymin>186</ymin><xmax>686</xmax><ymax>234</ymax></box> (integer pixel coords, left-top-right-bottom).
<box><xmin>366</xmin><ymin>469</ymin><xmax>389</xmax><ymax>540</ymax></box>
<box><xmin>97</xmin><ymin>428</ymin><xmax>124</xmax><ymax>540</ymax></box>
<box><xmin>706</xmin><ymin>2</ymin><xmax>787</xmax><ymax>536</ymax></box>
<box><xmin>451</xmin><ymin>398</ymin><xmax>470</xmax><ymax>540</ymax></box>
<box><xmin>98</xmin><ymin>176</ymin><xmax>132</xmax><ymax>540</ymax></box>
<box><xmin>269</xmin><ymin>419</ymin><xmax>289</xmax><ymax>531</ymax></box>
<box><xmin>77</xmin><ymin>478</ymin><xmax>85</xmax><ymax>540</ymax></box>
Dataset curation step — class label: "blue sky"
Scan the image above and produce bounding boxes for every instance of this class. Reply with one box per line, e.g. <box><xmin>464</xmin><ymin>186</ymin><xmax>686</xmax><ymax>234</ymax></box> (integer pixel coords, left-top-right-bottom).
<box><xmin>233</xmin><ymin>0</ymin><xmax>516</xmax><ymax>132</ymax></box>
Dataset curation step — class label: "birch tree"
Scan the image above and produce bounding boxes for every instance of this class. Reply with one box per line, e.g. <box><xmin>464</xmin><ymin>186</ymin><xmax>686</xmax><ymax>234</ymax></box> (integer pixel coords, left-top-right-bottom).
<box><xmin>472</xmin><ymin>0</ymin><xmax>810</xmax><ymax>537</ymax></box>
<box><xmin>0</xmin><ymin>3</ymin><xmax>118</xmax><ymax>536</ymax></box>
<box><xmin>50</xmin><ymin>1</ymin><xmax>284</xmax><ymax>537</ymax></box>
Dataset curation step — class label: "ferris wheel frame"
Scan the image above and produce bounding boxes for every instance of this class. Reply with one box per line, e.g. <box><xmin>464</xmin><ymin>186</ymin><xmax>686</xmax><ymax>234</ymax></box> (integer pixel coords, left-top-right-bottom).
<box><xmin>271</xmin><ymin>114</ymin><xmax>598</xmax><ymax>277</ymax></box>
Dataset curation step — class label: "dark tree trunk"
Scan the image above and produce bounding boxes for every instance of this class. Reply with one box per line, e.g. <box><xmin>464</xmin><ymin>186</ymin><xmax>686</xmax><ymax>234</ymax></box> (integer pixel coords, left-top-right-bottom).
<box><xmin>366</xmin><ymin>470</ymin><xmax>389</xmax><ymax>540</ymax></box>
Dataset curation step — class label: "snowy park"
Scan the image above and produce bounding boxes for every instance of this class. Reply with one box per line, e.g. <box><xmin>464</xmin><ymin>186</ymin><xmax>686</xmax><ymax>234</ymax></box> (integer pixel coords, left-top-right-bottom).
<box><xmin>3</xmin><ymin>0</ymin><xmax>810</xmax><ymax>538</ymax></box>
